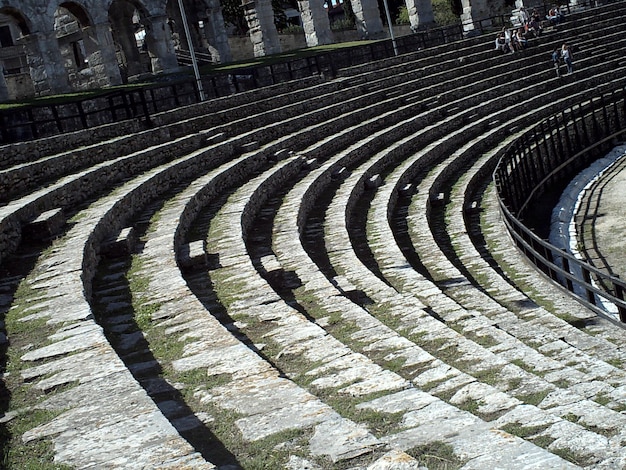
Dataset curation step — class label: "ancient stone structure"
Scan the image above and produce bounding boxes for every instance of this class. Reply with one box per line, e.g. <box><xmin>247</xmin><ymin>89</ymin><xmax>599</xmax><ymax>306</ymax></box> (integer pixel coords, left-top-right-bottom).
<box><xmin>242</xmin><ymin>0</ymin><xmax>282</xmax><ymax>56</ymax></box>
<box><xmin>352</xmin><ymin>0</ymin><xmax>385</xmax><ymax>39</ymax></box>
<box><xmin>405</xmin><ymin>0</ymin><xmax>435</xmax><ymax>31</ymax></box>
<box><xmin>0</xmin><ymin>0</ymin><xmax>236</xmax><ymax>99</ymax></box>
<box><xmin>298</xmin><ymin>0</ymin><xmax>333</xmax><ymax>47</ymax></box>
<box><xmin>0</xmin><ymin>0</ymin><xmax>468</xmax><ymax>100</ymax></box>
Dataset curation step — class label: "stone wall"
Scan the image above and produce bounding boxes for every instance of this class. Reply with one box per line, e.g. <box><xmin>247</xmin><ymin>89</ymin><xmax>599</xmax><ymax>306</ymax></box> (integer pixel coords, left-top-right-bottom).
<box><xmin>5</xmin><ymin>73</ymin><xmax>35</xmax><ymax>100</ymax></box>
<box><xmin>229</xmin><ymin>26</ymin><xmax>414</xmax><ymax>61</ymax></box>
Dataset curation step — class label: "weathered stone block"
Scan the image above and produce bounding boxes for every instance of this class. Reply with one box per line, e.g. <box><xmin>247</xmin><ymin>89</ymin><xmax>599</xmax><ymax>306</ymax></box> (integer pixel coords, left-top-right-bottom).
<box><xmin>399</xmin><ymin>183</ymin><xmax>414</xmax><ymax>196</ymax></box>
<box><xmin>101</xmin><ymin>227</ymin><xmax>136</xmax><ymax>258</ymax></box>
<box><xmin>178</xmin><ymin>240</ymin><xmax>207</xmax><ymax>270</ymax></box>
<box><xmin>365</xmin><ymin>174</ymin><xmax>382</xmax><ymax>189</ymax></box>
<box><xmin>22</xmin><ymin>208</ymin><xmax>64</xmax><ymax>241</ymax></box>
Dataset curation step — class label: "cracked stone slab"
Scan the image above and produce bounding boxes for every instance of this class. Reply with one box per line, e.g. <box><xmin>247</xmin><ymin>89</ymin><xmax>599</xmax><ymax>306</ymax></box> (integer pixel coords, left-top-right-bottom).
<box><xmin>21</xmin><ymin>321</ymin><xmax>108</xmax><ymax>362</ymax></box>
<box><xmin>309</xmin><ymin>417</ymin><xmax>381</xmax><ymax>463</ymax></box>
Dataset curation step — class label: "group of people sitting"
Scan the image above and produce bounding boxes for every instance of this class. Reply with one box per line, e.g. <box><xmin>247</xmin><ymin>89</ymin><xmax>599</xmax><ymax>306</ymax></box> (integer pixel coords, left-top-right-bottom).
<box><xmin>494</xmin><ymin>4</ymin><xmax>566</xmax><ymax>54</ymax></box>
<box><xmin>494</xmin><ymin>27</ymin><xmax>529</xmax><ymax>54</ymax></box>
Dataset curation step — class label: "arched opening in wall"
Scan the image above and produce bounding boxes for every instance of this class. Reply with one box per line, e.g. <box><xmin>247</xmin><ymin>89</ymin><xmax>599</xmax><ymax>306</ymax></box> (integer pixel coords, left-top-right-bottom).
<box><xmin>0</xmin><ymin>8</ymin><xmax>33</xmax><ymax>100</ymax></box>
<box><xmin>54</xmin><ymin>3</ymin><xmax>94</xmax><ymax>89</ymax></box>
<box><xmin>165</xmin><ymin>0</ymin><xmax>221</xmax><ymax>65</ymax></box>
<box><xmin>108</xmin><ymin>0</ymin><xmax>153</xmax><ymax>82</ymax></box>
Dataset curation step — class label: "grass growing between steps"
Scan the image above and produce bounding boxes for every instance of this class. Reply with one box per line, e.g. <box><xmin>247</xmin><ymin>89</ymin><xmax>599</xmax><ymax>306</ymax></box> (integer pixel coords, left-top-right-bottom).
<box><xmin>0</xmin><ymin>268</ymin><xmax>73</xmax><ymax>470</ymax></box>
<box><xmin>406</xmin><ymin>441</ymin><xmax>465</xmax><ymax>470</ymax></box>
<box><xmin>478</xmin><ymin>183</ymin><xmax>597</xmax><ymax>323</ymax></box>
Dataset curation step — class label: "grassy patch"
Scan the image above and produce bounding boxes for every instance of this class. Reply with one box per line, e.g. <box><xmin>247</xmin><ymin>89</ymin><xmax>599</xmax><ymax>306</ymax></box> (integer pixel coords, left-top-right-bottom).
<box><xmin>0</xmin><ymin>84</ymin><xmax>148</xmax><ymax>109</ymax></box>
<box><xmin>593</xmin><ymin>393</ymin><xmax>611</xmax><ymax>406</ymax></box>
<box><xmin>516</xmin><ymin>390</ymin><xmax>550</xmax><ymax>406</ymax></box>
<box><xmin>365</xmin><ymin>303</ymin><xmax>405</xmax><ymax>331</ymax></box>
<box><xmin>606</xmin><ymin>357</ymin><xmax>623</xmax><ymax>368</ymax></box>
<box><xmin>352</xmin><ymin>407</ymin><xmax>405</xmax><ymax>436</ymax></box>
<box><xmin>551</xmin><ymin>447</ymin><xmax>596</xmax><ymax>467</ymax></box>
<box><xmin>562</xmin><ymin>412</ymin><xmax>578</xmax><ymax>423</ymax></box>
<box><xmin>509</xmin><ymin>358</ymin><xmax>547</xmax><ymax>376</ymax></box>
<box><xmin>473</xmin><ymin>368</ymin><xmax>501</xmax><ymax>386</ymax></box>
<box><xmin>0</xmin><ymin>250</ymin><xmax>85</xmax><ymax>469</ymax></box>
<box><xmin>236</xmin><ymin>428</ymin><xmax>311</xmax><ymax>469</ymax></box>
<box><xmin>457</xmin><ymin>398</ymin><xmax>481</xmax><ymax>414</ymax></box>
<box><xmin>1</xmin><ymin>411</ymin><xmax>72</xmax><ymax>470</ymax></box>
<box><xmin>531</xmin><ymin>435</ymin><xmax>556</xmax><ymax>448</ymax></box>
<box><xmin>551</xmin><ymin>378</ymin><xmax>571</xmax><ymax>389</ymax></box>
<box><xmin>506</xmin><ymin>377</ymin><xmax>522</xmax><ymax>390</ymax></box>
<box><xmin>204</xmin><ymin>41</ymin><xmax>374</xmax><ymax>73</ymax></box>
<box><xmin>127</xmin><ymin>257</ymin><xmax>163</xmax><ymax>330</ymax></box>
<box><xmin>420</xmin><ymin>377</ymin><xmax>450</xmax><ymax>393</ymax></box>
<box><xmin>500</xmin><ymin>423</ymin><xmax>550</xmax><ymax>439</ymax></box>
<box><xmin>406</xmin><ymin>440</ymin><xmax>464</xmax><ymax>469</ymax></box>
<box><xmin>463</xmin><ymin>330</ymin><xmax>499</xmax><ymax>348</ymax></box>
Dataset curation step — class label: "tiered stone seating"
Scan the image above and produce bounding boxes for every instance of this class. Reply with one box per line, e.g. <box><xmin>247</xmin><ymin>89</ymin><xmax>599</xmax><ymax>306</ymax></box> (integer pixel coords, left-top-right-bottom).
<box><xmin>2</xmin><ymin>1</ymin><xmax>626</xmax><ymax>468</ymax></box>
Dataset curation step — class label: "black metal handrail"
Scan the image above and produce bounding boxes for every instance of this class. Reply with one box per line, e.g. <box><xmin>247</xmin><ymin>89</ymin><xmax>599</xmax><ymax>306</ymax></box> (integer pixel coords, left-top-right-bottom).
<box><xmin>494</xmin><ymin>86</ymin><xmax>626</xmax><ymax>323</ymax></box>
<box><xmin>0</xmin><ymin>0</ymin><xmax>618</xmax><ymax>144</ymax></box>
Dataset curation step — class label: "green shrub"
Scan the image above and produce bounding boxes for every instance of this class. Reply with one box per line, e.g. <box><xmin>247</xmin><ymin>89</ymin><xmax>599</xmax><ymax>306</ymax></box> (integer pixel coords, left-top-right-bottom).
<box><xmin>396</xmin><ymin>6</ymin><xmax>410</xmax><ymax>25</ymax></box>
<box><xmin>331</xmin><ymin>18</ymin><xmax>355</xmax><ymax>31</ymax></box>
<box><xmin>282</xmin><ymin>24</ymin><xmax>304</xmax><ymax>34</ymax></box>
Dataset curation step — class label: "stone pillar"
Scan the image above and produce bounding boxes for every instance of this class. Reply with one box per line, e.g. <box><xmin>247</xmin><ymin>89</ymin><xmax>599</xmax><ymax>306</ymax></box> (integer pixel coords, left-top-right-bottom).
<box><xmin>109</xmin><ymin>6</ymin><xmax>144</xmax><ymax>78</ymax></box>
<box><xmin>460</xmin><ymin>0</ymin><xmax>491</xmax><ymax>33</ymax></box>
<box><xmin>83</xmin><ymin>23</ymin><xmax>123</xmax><ymax>87</ymax></box>
<box><xmin>406</xmin><ymin>0</ymin><xmax>435</xmax><ymax>31</ymax></box>
<box><xmin>242</xmin><ymin>0</ymin><xmax>281</xmax><ymax>57</ymax></box>
<box><xmin>204</xmin><ymin>0</ymin><xmax>232</xmax><ymax>63</ymax></box>
<box><xmin>18</xmin><ymin>31</ymin><xmax>71</xmax><ymax>96</ymax></box>
<box><xmin>143</xmin><ymin>15</ymin><xmax>179</xmax><ymax>73</ymax></box>
<box><xmin>0</xmin><ymin>71</ymin><xmax>9</xmax><ymax>102</ymax></box>
<box><xmin>297</xmin><ymin>0</ymin><xmax>333</xmax><ymax>46</ymax></box>
<box><xmin>167</xmin><ymin>1</ymin><xmax>187</xmax><ymax>50</ymax></box>
<box><xmin>351</xmin><ymin>0</ymin><xmax>385</xmax><ymax>39</ymax></box>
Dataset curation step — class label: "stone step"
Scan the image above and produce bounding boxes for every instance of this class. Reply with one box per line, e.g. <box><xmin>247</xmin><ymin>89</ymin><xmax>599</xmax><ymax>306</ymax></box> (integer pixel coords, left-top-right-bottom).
<box><xmin>3</xmin><ymin>5</ymin><xmax>626</xmax><ymax>468</ymax></box>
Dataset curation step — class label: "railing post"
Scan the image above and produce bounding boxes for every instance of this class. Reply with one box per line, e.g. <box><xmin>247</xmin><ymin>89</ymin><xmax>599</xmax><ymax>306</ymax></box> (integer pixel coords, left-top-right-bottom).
<box><xmin>581</xmin><ymin>267</ymin><xmax>596</xmax><ymax>305</ymax></box>
<box><xmin>77</xmin><ymin>101</ymin><xmax>88</xmax><ymax>129</ymax></box>
<box><xmin>561</xmin><ymin>253</ymin><xmax>574</xmax><ymax>291</ymax></box>
<box><xmin>614</xmin><ymin>277</ymin><xmax>626</xmax><ymax>322</ymax></box>
<box><xmin>50</xmin><ymin>104</ymin><xmax>63</xmax><ymax>133</ymax></box>
<box><xmin>139</xmin><ymin>89</ymin><xmax>152</xmax><ymax>127</ymax></box>
<box><xmin>28</xmin><ymin>108</ymin><xmax>38</xmax><ymax>139</ymax></box>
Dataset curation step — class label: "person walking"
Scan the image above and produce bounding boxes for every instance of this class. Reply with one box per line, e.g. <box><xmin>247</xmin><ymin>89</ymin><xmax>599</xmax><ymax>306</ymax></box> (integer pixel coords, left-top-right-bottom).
<box><xmin>562</xmin><ymin>43</ymin><xmax>574</xmax><ymax>74</ymax></box>
<box><xmin>551</xmin><ymin>48</ymin><xmax>562</xmax><ymax>77</ymax></box>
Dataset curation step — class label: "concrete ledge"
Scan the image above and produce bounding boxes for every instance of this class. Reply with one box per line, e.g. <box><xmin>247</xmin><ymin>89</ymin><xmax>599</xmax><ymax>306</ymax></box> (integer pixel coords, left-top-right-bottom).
<box><xmin>365</xmin><ymin>174</ymin><xmax>382</xmax><ymax>189</ymax></box>
<box><xmin>101</xmin><ymin>227</ymin><xmax>136</xmax><ymax>258</ymax></box>
<box><xmin>178</xmin><ymin>240</ymin><xmax>207</xmax><ymax>270</ymax></box>
<box><xmin>22</xmin><ymin>208</ymin><xmax>64</xmax><ymax>241</ymax></box>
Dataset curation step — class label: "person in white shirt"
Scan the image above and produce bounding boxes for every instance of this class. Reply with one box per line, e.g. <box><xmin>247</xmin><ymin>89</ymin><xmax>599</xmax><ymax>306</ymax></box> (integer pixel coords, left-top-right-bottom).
<box><xmin>561</xmin><ymin>43</ymin><xmax>573</xmax><ymax>74</ymax></box>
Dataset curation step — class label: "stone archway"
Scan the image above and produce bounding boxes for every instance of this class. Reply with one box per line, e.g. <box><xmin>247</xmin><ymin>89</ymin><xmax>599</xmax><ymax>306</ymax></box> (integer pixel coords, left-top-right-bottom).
<box><xmin>109</xmin><ymin>0</ymin><xmax>178</xmax><ymax>81</ymax></box>
<box><xmin>0</xmin><ymin>8</ymin><xmax>32</xmax><ymax>100</ymax></box>
<box><xmin>109</xmin><ymin>0</ymin><xmax>152</xmax><ymax>80</ymax></box>
<box><xmin>165</xmin><ymin>0</ymin><xmax>231</xmax><ymax>65</ymax></box>
<box><xmin>55</xmin><ymin>2</ymin><xmax>123</xmax><ymax>90</ymax></box>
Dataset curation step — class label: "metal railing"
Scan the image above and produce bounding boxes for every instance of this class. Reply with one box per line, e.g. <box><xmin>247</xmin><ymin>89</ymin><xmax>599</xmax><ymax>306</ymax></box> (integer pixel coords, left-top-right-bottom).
<box><xmin>0</xmin><ymin>0</ymin><xmax>619</xmax><ymax>144</ymax></box>
<box><xmin>0</xmin><ymin>20</ymin><xmax>494</xmax><ymax>144</ymax></box>
<box><xmin>494</xmin><ymin>85</ymin><xmax>626</xmax><ymax>323</ymax></box>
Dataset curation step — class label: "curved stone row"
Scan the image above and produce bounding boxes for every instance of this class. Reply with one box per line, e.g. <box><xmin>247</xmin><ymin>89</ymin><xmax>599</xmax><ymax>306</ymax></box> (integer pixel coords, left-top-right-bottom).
<box><xmin>288</xmin><ymin>75</ymin><xmax>626</xmax><ymax>466</ymax></box>
<box><xmin>2</xmin><ymin>3</ymin><xmax>626</xmax><ymax>468</ymax></box>
<box><xmin>250</xmin><ymin>12</ymin><xmax>626</xmax><ymax>467</ymax></box>
<box><xmin>221</xmin><ymin>21</ymin><xmax>626</xmax><ymax>470</ymax></box>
